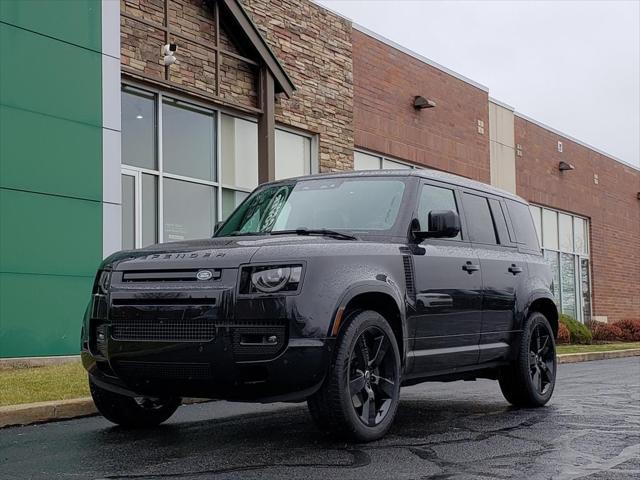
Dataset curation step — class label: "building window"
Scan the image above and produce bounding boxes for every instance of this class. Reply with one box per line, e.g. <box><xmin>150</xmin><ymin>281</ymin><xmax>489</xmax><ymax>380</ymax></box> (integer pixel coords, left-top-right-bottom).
<box><xmin>530</xmin><ymin>204</ymin><xmax>591</xmax><ymax>322</ymax></box>
<box><xmin>121</xmin><ymin>84</ymin><xmax>315</xmax><ymax>246</ymax></box>
<box><xmin>354</xmin><ymin>150</ymin><xmax>420</xmax><ymax>170</ymax></box>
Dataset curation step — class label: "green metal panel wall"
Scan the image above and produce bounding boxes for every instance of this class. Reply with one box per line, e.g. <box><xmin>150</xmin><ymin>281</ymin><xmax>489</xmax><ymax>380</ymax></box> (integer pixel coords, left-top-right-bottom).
<box><xmin>0</xmin><ymin>1</ymin><xmax>103</xmax><ymax>357</ymax></box>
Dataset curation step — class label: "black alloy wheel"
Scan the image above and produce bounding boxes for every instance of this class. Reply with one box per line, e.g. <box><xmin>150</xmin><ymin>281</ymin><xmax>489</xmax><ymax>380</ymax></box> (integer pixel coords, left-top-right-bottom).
<box><xmin>499</xmin><ymin>311</ymin><xmax>557</xmax><ymax>407</ymax></box>
<box><xmin>349</xmin><ymin>326</ymin><xmax>398</xmax><ymax>427</ymax></box>
<box><xmin>529</xmin><ymin>323</ymin><xmax>555</xmax><ymax>396</ymax></box>
<box><xmin>307</xmin><ymin>310</ymin><xmax>401</xmax><ymax>442</ymax></box>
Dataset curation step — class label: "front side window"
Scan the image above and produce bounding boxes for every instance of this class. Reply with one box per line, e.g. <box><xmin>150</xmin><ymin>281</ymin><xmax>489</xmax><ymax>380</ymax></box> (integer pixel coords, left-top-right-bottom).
<box><xmin>462</xmin><ymin>193</ymin><xmax>497</xmax><ymax>244</ymax></box>
<box><xmin>417</xmin><ymin>184</ymin><xmax>461</xmax><ymax>240</ymax></box>
<box><xmin>218</xmin><ymin>178</ymin><xmax>407</xmax><ymax>236</ymax></box>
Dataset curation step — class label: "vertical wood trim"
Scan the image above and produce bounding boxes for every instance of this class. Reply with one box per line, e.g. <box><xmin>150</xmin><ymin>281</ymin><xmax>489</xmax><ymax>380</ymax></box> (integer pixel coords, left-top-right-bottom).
<box><xmin>164</xmin><ymin>0</ymin><xmax>170</xmax><ymax>81</ymax></box>
<box><xmin>258</xmin><ymin>67</ymin><xmax>276</xmax><ymax>183</ymax></box>
<box><xmin>215</xmin><ymin>1</ymin><xmax>220</xmax><ymax>97</ymax></box>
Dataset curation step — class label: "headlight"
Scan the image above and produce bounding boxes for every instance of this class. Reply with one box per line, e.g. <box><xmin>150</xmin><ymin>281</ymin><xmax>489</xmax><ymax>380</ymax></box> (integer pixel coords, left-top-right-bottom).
<box><xmin>93</xmin><ymin>269</ymin><xmax>112</xmax><ymax>294</ymax></box>
<box><xmin>241</xmin><ymin>265</ymin><xmax>303</xmax><ymax>294</ymax></box>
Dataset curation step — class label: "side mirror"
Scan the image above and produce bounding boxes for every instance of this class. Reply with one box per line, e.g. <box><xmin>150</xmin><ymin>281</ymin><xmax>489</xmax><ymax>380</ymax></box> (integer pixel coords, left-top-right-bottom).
<box><xmin>414</xmin><ymin>210</ymin><xmax>461</xmax><ymax>240</ymax></box>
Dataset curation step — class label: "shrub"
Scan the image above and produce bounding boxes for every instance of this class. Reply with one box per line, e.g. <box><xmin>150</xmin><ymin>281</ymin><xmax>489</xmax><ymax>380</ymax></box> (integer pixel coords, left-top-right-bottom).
<box><xmin>587</xmin><ymin>320</ymin><xmax>625</xmax><ymax>342</ymax></box>
<box><xmin>559</xmin><ymin>314</ymin><xmax>592</xmax><ymax>344</ymax></box>
<box><xmin>613</xmin><ymin>319</ymin><xmax>640</xmax><ymax>342</ymax></box>
<box><xmin>556</xmin><ymin>323</ymin><xmax>570</xmax><ymax>344</ymax></box>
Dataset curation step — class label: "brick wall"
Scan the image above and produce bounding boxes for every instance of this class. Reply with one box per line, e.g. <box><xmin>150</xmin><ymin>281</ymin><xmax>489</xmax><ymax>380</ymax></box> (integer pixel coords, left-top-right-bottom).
<box><xmin>515</xmin><ymin>116</ymin><xmax>640</xmax><ymax>322</ymax></box>
<box><xmin>242</xmin><ymin>0</ymin><xmax>354</xmax><ymax>172</ymax></box>
<box><xmin>352</xmin><ymin>28</ymin><xmax>491</xmax><ymax>182</ymax></box>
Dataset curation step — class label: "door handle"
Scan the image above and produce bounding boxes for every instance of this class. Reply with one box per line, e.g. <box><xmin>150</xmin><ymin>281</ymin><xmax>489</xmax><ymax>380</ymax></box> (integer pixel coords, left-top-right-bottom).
<box><xmin>462</xmin><ymin>261</ymin><xmax>480</xmax><ymax>273</ymax></box>
<box><xmin>508</xmin><ymin>264</ymin><xmax>523</xmax><ymax>275</ymax></box>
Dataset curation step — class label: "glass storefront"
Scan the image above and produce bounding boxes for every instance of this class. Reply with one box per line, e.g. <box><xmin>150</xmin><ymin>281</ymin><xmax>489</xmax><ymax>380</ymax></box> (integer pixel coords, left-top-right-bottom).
<box><xmin>530</xmin><ymin>205</ymin><xmax>591</xmax><ymax>322</ymax></box>
<box><xmin>120</xmin><ymin>85</ymin><xmax>314</xmax><ymax>247</ymax></box>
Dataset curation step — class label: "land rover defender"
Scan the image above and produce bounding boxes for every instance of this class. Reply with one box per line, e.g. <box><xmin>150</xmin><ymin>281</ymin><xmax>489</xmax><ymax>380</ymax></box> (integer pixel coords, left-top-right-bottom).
<box><xmin>82</xmin><ymin>170</ymin><xmax>558</xmax><ymax>441</ymax></box>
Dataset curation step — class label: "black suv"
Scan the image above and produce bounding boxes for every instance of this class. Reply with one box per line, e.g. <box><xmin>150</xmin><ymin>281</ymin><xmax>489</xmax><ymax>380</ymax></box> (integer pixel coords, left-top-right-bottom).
<box><xmin>82</xmin><ymin>170</ymin><xmax>558</xmax><ymax>441</ymax></box>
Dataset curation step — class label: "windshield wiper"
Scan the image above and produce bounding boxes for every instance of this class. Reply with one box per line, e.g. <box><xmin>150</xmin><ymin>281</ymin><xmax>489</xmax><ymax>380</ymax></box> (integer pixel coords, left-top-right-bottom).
<box><xmin>270</xmin><ymin>228</ymin><xmax>358</xmax><ymax>241</ymax></box>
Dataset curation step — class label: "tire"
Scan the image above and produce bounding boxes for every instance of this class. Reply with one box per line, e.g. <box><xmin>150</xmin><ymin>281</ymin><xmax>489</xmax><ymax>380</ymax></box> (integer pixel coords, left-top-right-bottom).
<box><xmin>499</xmin><ymin>311</ymin><xmax>557</xmax><ymax>407</ymax></box>
<box><xmin>90</xmin><ymin>378</ymin><xmax>181</xmax><ymax>428</ymax></box>
<box><xmin>307</xmin><ymin>310</ymin><xmax>401</xmax><ymax>442</ymax></box>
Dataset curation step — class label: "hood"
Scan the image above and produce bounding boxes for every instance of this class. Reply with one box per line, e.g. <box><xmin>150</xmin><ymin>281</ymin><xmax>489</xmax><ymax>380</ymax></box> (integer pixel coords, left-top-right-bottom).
<box><xmin>102</xmin><ymin>235</ymin><xmax>354</xmax><ymax>271</ymax></box>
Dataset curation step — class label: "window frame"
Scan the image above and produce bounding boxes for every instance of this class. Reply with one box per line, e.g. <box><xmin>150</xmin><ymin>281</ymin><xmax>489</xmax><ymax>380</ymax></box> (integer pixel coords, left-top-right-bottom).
<box><xmin>411</xmin><ymin>180</ymin><xmax>470</xmax><ymax>245</ymax></box>
<box><xmin>121</xmin><ymin>80</ymin><xmax>318</xmax><ymax>245</ymax></box>
<box><xmin>460</xmin><ymin>190</ymin><xmax>500</xmax><ymax>247</ymax></box>
<box><xmin>503</xmin><ymin>199</ymin><xmax>542</xmax><ymax>254</ymax></box>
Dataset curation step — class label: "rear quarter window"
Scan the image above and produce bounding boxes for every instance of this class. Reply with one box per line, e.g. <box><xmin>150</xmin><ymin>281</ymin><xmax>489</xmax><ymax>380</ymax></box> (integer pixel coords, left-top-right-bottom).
<box><xmin>507</xmin><ymin>200</ymin><xmax>540</xmax><ymax>251</ymax></box>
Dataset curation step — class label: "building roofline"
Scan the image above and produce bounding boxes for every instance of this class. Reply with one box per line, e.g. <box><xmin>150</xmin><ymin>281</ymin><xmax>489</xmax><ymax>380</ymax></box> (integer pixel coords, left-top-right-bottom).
<box><xmin>352</xmin><ymin>24</ymin><xmax>490</xmax><ymax>93</ymax></box>
<box><xmin>311</xmin><ymin>2</ymin><xmax>488</xmax><ymax>92</ymax></box>
<box><xmin>312</xmin><ymin>1</ymin><xmax>638</xmax><ymax>173</ymax></box>
<box><xmin>514</xmin><ymin>112</ymin><xmax>640</xmax><ymax>172</ymax></box>
<box><xmin>489</xmin><ymin>96</ymin><xmax>515</xmax><ymax>112</ymax></box>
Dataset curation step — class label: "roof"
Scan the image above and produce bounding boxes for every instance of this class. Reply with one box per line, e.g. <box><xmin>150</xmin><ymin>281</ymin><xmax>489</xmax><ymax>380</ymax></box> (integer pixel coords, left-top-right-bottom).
<box><xmin>205</xmin><ymin>0</ymin><xmax>295</xmax><ymax>97</ymax></box>
<box><xmin>266</xmin><ymin>169</ymin><xmax>526</xmax><ymax>203</ymax></box>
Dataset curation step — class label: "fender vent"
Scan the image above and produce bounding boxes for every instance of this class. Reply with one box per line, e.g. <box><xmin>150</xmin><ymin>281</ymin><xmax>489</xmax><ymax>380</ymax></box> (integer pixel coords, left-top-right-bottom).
<box><xmin>402</xmin><ymin>255</ymin><xmax>416</xmax><ymax>301</ymax></box>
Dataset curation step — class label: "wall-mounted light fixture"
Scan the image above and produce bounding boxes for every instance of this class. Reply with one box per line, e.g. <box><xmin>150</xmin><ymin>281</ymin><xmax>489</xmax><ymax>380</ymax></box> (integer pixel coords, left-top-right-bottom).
<box><xmin>559</xmin><ymin>161</ymin><xmax>575</xmax><ymax>172</ymax></box>
<box><xmin>413</xmin><ymin>96</ymin><xmax>436</xmax><ymax>109</ymax></box>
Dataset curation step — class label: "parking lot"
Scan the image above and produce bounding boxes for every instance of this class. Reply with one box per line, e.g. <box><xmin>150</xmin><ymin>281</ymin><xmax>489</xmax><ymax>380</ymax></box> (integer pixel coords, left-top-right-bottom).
<box><xmin>1</xmin><ymin>357</ymin><xmax>638</xmax><ymax>479</ymax></box>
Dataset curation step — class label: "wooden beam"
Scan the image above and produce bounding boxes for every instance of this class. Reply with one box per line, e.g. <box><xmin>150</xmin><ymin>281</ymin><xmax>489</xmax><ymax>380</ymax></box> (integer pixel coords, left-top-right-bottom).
<box><xmin>258</xmin><ymin>68</ymin><xmax>276</xmax><ymax>183</ymax></box>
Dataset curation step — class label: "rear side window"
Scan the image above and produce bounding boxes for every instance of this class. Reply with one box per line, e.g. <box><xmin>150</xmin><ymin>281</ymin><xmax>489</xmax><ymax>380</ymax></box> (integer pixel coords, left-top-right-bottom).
<box><xmin>488</xmin><ymin>198</ymin><xmax>511</xmax><ymax>246</ymax></box>
<box><xmin>417</xmin><ymin>184</ymin><xmax>461</xmax><ymax>240</ymax></box>
<box><xmin>507</xmin><ymin>200</ymin><xmax>540</xmax><ymax>251</ymax></box>
<box><xmin>462</xmin><ymin>193</ymin><xmax>497</xmax><ymax>244</ymax></box>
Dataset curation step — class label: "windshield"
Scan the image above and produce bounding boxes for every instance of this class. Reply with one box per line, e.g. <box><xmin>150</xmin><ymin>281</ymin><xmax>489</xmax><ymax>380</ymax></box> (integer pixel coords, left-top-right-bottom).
<box><xmin>217</xmin><ymin>177</ymin><xmax>407</xmax><ymax>237</ymax></box>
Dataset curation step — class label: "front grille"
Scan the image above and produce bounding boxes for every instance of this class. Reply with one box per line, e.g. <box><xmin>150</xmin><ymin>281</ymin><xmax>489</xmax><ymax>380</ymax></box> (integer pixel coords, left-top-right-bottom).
<box><xmin>121</xmin><ymin>269</ymin><xmax>221</xmax><ymax>283</ymax></box>
<box><xmin>116</xmin><ymin>361</ymin><xmax>212</xmax><ymax>380</ymax></box>
<box><xmin>111</xmin><ymin>318</ymin><xmax>217</xmax><ymax>342</ymax></box>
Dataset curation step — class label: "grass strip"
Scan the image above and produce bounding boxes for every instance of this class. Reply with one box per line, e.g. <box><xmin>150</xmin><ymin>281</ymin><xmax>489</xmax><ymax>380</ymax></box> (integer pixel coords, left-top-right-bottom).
<box><xmin>556</xmin><ymin>342</ymin><xmax>640</xmax><ymax>355</ymax></box>
<box><xmin>0</xmin><ymin>362</ymin><xmax>89</xmax><ymax>407</ymax></box>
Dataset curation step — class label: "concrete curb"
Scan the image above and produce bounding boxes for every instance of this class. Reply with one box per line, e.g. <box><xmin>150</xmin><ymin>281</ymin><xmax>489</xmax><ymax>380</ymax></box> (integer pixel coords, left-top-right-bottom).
<box><xmin>2</xmin><ymin>349</ymin><xmax>638</xmax><ymax>428</ymax></box>
<box><xmin>0</xmin><ymin>398</ymin><xmax>97</xmax><ymax>428</ymax></box>
<box><xmin>0</xmin><ymin>397</ymin><xmax>209</xmax><ymax>429</ymax></box>
<box><xmin>557</xmin><ymin>348</ymin><xmax>640</xmax><ymax>364</ymax></box>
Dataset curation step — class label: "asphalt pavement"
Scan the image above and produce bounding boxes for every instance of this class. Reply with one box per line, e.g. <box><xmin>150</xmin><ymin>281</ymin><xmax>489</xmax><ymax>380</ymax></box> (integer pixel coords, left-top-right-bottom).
<box><xmin>1</xmin><ymin>357</ymin><xmax>638</xmax><ymax>480</ymax></box>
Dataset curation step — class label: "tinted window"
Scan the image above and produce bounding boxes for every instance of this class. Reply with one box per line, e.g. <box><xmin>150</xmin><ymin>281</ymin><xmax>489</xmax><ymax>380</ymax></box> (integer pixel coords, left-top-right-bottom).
<box><xmin>462</xmin><ymin>193</ymin><xmax>497</xmax><ymax>244</ymax></box>
<box><xmin>488</xmin><ymin>198</ymin><xmax>511</xmax><ymax>245</ymax></box>
<box><xmin>507</xmin><ymin>200</ymin><xmax>540</xmax><ymax>250</ymax></box>
<box><xmin>417</xmin><ymin>184</ymin><xmax>461</xmax><ymax>240</ymax></box>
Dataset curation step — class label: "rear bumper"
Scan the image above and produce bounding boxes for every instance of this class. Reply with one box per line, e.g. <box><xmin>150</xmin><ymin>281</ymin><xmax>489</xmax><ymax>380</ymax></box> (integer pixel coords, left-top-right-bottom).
<box><xmin>82</xmin><ymin>337</ymin><xmax>334</xmax><ymax>402</ymax></box>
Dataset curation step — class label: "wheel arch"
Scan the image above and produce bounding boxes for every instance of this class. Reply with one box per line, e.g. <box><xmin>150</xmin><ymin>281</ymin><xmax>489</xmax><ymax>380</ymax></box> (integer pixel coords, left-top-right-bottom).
<box><xmin>329</xmin><ymin>284</ymin><xmax>407</xmax><ymax>366</ymax></box>
<box><xmin>526</xmin><ymin>295</ymin><xmax>559</xmax><ymax>337</ymax></box>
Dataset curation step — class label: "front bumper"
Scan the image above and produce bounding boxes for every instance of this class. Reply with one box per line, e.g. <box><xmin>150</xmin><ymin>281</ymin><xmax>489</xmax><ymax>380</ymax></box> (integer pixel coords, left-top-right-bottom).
<box><xmin>83</xmin><ymin>338</ymin><xmax>332</xmax><ymax>402</ymax></box>
<box><xmin>82</xmin><ymin>271</ymin><xmax>334</xmax><ymax>402</ymax></box>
